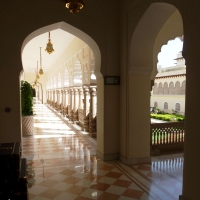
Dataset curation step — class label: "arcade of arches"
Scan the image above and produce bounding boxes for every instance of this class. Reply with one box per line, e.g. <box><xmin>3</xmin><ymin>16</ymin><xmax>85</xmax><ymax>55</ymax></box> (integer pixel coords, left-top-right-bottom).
<box><xmin>44</xmin><ymin>39</ymin><xmax>97</xmax><ymax>137</ymax></box>
<box><xmin>1</xmin><ymin>1</ymin><xmax>200</xmax><ymax>199</ymax></box>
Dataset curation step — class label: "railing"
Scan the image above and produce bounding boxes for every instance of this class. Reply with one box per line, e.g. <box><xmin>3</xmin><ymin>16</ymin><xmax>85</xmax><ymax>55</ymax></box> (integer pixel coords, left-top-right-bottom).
<box><xmin>151</xmin><ymin>122</ymin><xmax>184</xmax><ymax>153</ymax></box>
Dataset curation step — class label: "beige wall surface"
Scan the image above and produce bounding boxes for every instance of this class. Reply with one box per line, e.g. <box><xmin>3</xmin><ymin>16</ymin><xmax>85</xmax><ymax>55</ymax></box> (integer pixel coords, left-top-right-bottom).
<box><xmin>151</xmin><ymin>95</ymin><xmax>185</xmax><ymax>115</ymax></box>
<box><xmin>1</xmin><ymin>1</ymin><xmax>200</xmax><ymax>198</ymax></box>
<box><xmin>151</xmin><ymin>72</ymin><xmax>186</xmax><ymax>114</ymax></box>
<box><xmin>46</xmin><ymin>37</ymin><xmax>89</xmax><ymax>85</ymax></box>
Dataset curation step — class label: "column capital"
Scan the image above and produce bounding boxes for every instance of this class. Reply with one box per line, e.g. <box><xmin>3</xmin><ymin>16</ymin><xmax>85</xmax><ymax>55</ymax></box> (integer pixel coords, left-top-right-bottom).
<box><xmin>84</xmin><ymin>87</ymin><xmax>90</xmax><ymax>95</ymax></box>
<box><xmin>61</xmin><ymin>89</ymin><xmax>65</xmax><ymax>94</ymax></box>
<box><xmin>70</xmin><ymin>88</ymin><xmax>74</xmax><ymax>94</ymax></box>
<box><xmin>90</xmin><ymin>87</ymin><xmax>97</xmax><ymax>96</ymax></box>
<box><xmin>78</xmin><ymin>88</ymin><xmax>83</xmax><ymax>94</ymax></box>
<box><xmin>65</xmin><ymin>88</ymin><xmax>70</xmax><ymax>93</ymax></box>
<box><xmin>73</xmin><ymin>88</ymin><xmax>79</xmax><ymax>94</ymax></box>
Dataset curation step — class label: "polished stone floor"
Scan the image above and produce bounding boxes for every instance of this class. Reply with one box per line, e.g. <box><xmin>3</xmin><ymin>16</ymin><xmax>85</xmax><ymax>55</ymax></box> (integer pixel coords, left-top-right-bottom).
<box><xmin>22</xmin><ymin>102</ymin><xmax>183</xmax><ymax>200</ymax></box>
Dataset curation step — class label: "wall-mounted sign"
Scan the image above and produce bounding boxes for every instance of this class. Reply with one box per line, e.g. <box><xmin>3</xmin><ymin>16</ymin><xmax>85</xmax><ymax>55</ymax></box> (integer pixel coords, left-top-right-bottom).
<box><xmin>104</xmin><ymin>76</ymin><xmax>120</xmax><ymax>85</ymax></box>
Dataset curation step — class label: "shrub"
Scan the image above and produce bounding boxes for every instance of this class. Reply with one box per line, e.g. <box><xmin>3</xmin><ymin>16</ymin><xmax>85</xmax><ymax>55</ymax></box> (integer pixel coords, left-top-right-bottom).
<box><xmin>150</xmin><ymin>113</ymin><xmax>185</xmax><ymax>122</ymax></box>
<box><xmin>21</xmin><ymin>81</ymin><xmax>33</xmax><ymax>116</ymax></box>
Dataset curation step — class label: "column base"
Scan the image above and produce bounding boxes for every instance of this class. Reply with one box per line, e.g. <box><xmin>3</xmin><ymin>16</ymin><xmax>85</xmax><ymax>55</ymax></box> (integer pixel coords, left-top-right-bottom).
<box><xmin>179</xmin><ymin>195</ymin><xmax>187</xmax><ymax>200</ymax></box>
<box><xmin>96</xmin><ymin>151</ymin><xmax>119</xmax><ymax>161</ymax></box>
<box><xmin>119</xmin><ymin>154</ymin><xmax>151</xmax><ymax>165</ymax></box>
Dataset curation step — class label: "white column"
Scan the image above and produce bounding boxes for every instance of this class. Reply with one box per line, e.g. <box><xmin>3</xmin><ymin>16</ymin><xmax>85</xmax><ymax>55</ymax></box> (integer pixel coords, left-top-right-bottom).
<box><xmin>68</xmin><ymin>89</ymin><xmax>71</xmax><ymax>106</ymax></box>
<box><xmin>84</xmin><ymin>88</ymin><xmax>90</xmax><ymax>116</ymax></box>
<box><xmin>65</xmin><ymin>89</ymin><xmax>69</xmax><ymax>107</ymax></box>
<box><xmin>60</xmin><ymin>90</ymin><xmax>62</xmax><ymax>105</ymax></box>
<box><xmin>53</xmin><ymin>91</ymin><xmax>56</xmax><ymax>103</ymax></box>
<box><xmin>51</xmin><ymin>91</ymin><xmax>53</xmax><ymax>102</ymax></box>
<box><xmin>90</xmin><ymin>87</ymin><xmax>97</xmax><ymax>118</ymax></box>
<box><xmin>62</xmin><ymin>90</ymin><xmax>65</xmax><ymax>107</ymax></box>
<box><xmin>79</xmin><ymin>89</ymin><xmax>84</xmax><ymax>109</ymax></box>
<box><xmin>73</xmin><ymin>88</ymin><xmax>79</xmax><ymax>112</ymax></box>
<box><xmin>71</xmin><ymin>89</ymin><xmax>74</xmax><ymax>110</ymax></box>
<box><xmin>46</xmin><ymin>91</ymin><xmax>49</xmax><ymax>101</ymax></box>
<box><xmin>57</xmin><ymin>91</ymin><xmax>59</xmax><ymax>104</ymax></box>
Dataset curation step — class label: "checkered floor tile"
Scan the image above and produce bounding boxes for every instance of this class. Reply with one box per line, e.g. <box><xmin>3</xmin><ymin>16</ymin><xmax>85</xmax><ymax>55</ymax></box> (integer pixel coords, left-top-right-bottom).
<box><xmin>22</xmin><ymin>101</ymin><xmax>183</xmax><ymax>200</ymax></box>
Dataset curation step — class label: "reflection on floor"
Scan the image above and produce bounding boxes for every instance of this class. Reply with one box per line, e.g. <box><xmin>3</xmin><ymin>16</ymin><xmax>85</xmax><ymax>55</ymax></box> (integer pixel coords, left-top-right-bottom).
<box><xmin>22</xmin><ymin>102</ymin><xmax>183</xmax><ymax>200</ymax></box>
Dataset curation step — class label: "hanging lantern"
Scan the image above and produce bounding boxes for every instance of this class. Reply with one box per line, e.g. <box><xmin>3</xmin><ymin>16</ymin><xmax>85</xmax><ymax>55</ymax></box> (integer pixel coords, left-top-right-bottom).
<box><xmin>36</xmin><ymin>61</ymin><xmax>40</xmax><ymax>80</ymax></box>
<box><xmin>45</xmin><ymin>32</ymin><xmax>54</xmax><ymax>54</ymax></box>
<box><xmin>65</xmin><ymin>0</ymin><xmax>85</xmax><ymax>14</ymax></box>
<box><xmin>39</xmin><ymin>47</ymin><xmax>44</xmax><ymax>75</ymax></box>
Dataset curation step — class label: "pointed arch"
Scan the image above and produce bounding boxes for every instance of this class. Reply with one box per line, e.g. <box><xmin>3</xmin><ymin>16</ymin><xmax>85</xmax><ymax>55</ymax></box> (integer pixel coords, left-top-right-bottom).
<box><xmin>163</xmin><ymin>82</ymin><xmax>169</xmax><ymax>94</ymax></box>
<box><xmin>21</xmin><ymin>22</ymin><xmax>101</xmax><ymax>78</ymax></box>
<box><xmin>73</xmin><ymin>58</ymin><xmax>82</xmax><ymax>86</ymax></box>
<box><xmin>158</xmin><ymin>82</ymin><xmax>163</xmax><ymax>94</ymax></box>
<box><xmin>64</xmin><ymin>65</ymin><xmax>70</xmax><ymax>87</ymax></box>
<box><xmin>175</xmin><ymin>81</ymin><xmax>181</xmax><ymax>94</ymax></box>
<box><xmin>169</xmin><ymin>81</ymin><xmax>174</xmax><ymax>94</ymax></box>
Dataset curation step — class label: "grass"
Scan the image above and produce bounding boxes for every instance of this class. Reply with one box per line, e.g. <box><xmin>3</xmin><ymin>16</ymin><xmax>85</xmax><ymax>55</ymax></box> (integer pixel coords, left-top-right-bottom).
<box><xmin>150</xmin><ymin>113</ymin><xmax>185</xmax><ymax>122</ymax></box>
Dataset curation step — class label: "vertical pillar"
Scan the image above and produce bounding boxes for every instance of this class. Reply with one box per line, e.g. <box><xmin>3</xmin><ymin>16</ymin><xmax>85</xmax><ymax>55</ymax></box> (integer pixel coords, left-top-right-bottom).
<box><xmin>51</xmin><ymin>91</ymin><xmax>53</xmax><ymax>105</ymax></box>
<box><xmin>46</xmin><ymin>91</ymin><xmax>49</xmax><ymax>103</ymax></box>
<box><xmin>54</xmin><ymin>90</ymin><xmax>56</xmax><ymax>103</ymax></box>
<box><xmin>89</xmin><ymin>87</ymin><xmax>97</xmax><ymax>137</ymax></box>
<box><xmin>53</xmin><ymin>90</ymin><xmax>56</xmax><ymax>108</ymax></box>
<box><xmin>49</xmin><ymin>91</ymin><xmax>51</xmax><ymax>105</ymax></box>
<box><xmin>56</xmin><ymin>90</ymin><xmax>60</xmax><ymax>110</ymax></box>
<box><xmin>77</xmin><ymin>88</ymin><xmax>84</xmax><ymax>129</ymax></box>
<box><xmin>120</xmin><ymin>70</ymin><xmax>151</xmax><ymax>165</ymax></box>
<box><xmin>62</xmin><ymin>90</ymin><xmax>66</xmax><ymax>107</ymax></box>
<box><xmin>83</xmin><ymin>88</ymin><xmax>90</xmax><ymax>131</ymax></box>
<box><xmin>67</xmin><ymin>89</ymin><xmax>71</xmax><ymax>118</ymax></box>
<box><xmin>79</xmin><ymin>89</ymin><xmax>84</xmax><ymax>109</ymax></box>
<box><xmin>65</xmin><ymin>89</ymin><xmax>69</xmax><ymax>107</ymax></box>
<box><xmin>84</xmin><ymin>88</ymin><xmax>90</xmax><ymax>116</ymax></box>
<box><xmin>47</xmin><ymin>91</ymin><xmax>49</xmax><ymax>103</ymax></box>
<box><xmin>62</xmin><ymin>90</ymin><xmax>66</xmax><ymax>115</ymax></box>
<box><xmin>90</xmin><ymin>87</ymin><xmax>97</xmax><ymax>118</ymax></box>
<box><xmin>59</xmin><ymin>90</ymin><xmax>62</xmax><ymax>112</ymax></box>
<box><xmin>69</xmin><ymin>88</ymin><xmax>74</xmax><ymax>121</ymax></box>
<box><xmin>179</xmin><ymin>11</ymin><xmax>200</xmax><ymax>199</ymax></box>
<box><xmin>73</xmin><ymin>88</ymin><xmax>79</xmax><ymax>122</ymax></box>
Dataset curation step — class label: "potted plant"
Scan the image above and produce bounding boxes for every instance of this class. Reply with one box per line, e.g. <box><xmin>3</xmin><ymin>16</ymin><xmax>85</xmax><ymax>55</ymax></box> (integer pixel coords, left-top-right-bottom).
<box><xmin>21</xmin><ymin>81</ymin><xmax>34</xmax><ymax>136</ymax></box>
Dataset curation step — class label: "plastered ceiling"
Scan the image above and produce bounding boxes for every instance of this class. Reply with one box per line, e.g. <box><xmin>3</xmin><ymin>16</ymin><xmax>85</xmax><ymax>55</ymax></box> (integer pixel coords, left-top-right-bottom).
<box><xmin>22</xmin><ymin>29</ymin><xmax>75</xmax><ymax>74</ymax></box>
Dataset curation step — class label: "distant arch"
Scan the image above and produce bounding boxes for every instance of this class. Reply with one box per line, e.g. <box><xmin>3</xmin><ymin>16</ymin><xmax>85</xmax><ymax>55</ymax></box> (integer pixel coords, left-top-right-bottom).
<box><xmin>169</xmin><ymin>82</ymin><xmax>174</xmax><ymax>95</ymax></box>
<box><xmin>182</xmin><ymin>80</ymin><xmax>186</xmax><ymax>94</ymax></box>
<box><xmin>158</xmin><ymin>82</ymin><xmax>163</xmax><ymax>94</ymax></box>
<box><xmin>175</xmin><ymin>81</ymin><xmax>181</xmax><ymax>94</ymax></box>
<box><xmin>175</xmin><ymin>103</ymin><xmax>181</xmax><ymax>111</ymax></box>
<box><xmin>64</xmin><ymin>66</ymin><xmax>69</xmax><ymax>87</ymax></box>
<box><xmin>164</xmin><ymin>102</ymin><xmax>168</xmax><ymax>109</ymax></box>
<box><xmin>163</xmin><ymin>82</ymin><xmax>168</xmax><ymax>94</ymax></box>
<box><xmin>153</xmin><ymin>83</ymin><xmax>158</xmax><ymax>94</ymax></box>
<box><xmin>74</xmin><ymin>58</ymin><xmax>82</xmax><ymax>87</ymax></box>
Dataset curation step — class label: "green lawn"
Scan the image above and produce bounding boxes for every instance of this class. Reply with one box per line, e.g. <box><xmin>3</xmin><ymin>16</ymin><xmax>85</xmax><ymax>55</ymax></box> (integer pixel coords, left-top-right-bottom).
<box><xmin>150</xmin><ymin>113</ymin><xmax>185</xmax><ymax>122</ymax></box>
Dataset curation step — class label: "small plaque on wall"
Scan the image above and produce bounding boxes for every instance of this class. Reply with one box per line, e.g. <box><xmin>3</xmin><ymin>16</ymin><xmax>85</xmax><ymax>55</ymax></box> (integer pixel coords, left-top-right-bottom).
<box><xmin>104</xmin><ymin>76</ymin><xmax>120</xmax><ymax>85</ymax></box>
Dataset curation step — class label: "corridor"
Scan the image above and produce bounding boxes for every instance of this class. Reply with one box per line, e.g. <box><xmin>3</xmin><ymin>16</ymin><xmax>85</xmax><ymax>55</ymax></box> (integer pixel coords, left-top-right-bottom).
<box><xmin>23</xmin><ymin>102</ymin><xmax>183</xmax><ymax>200</ymax></box>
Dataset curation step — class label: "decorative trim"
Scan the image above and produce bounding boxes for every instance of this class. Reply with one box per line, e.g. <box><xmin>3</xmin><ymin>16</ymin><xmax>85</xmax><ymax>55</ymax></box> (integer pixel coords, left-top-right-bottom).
<box><xmin>96</xmin><ymin>151</ymin><xmax>119</xmax><ymax>161</ymax></box>
<box><xmin>119</xmin><ymin>154</ymin><xmax>151</xmax><ymax>165</ymax></box>
<box><xmin>129</xmin><ymin>67</ymin><xmax>152</xmax><ymax>75</ymax></box>
<box><xmin>155</xmin><ymin>74</ymin><xmax>186</xmax><ymax>79</ymax></box>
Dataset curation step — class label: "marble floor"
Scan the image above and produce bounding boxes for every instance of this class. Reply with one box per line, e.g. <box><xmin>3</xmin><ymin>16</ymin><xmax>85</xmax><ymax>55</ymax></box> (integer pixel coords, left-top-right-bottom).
<box><xmin>22</xmin><ymin>102</ymin><xmax>183</xmax><ymax>200</ymax></box>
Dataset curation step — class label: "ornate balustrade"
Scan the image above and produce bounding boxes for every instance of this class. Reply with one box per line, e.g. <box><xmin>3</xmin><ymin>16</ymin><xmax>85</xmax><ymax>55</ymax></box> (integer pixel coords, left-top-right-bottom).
<box><xmin>46</xmin><ymin>87</ymin><xmax>95</xmax><ymax>137</ymax></box>
<box><xmin>151</xmin><ymin>122</ymin><xmax>184</xmax><ymax>153</ymax></box>
<box><xmin>78</xmin><ymin>109</ymin><xmax>89</xmax><ymax>131</ymax></box>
